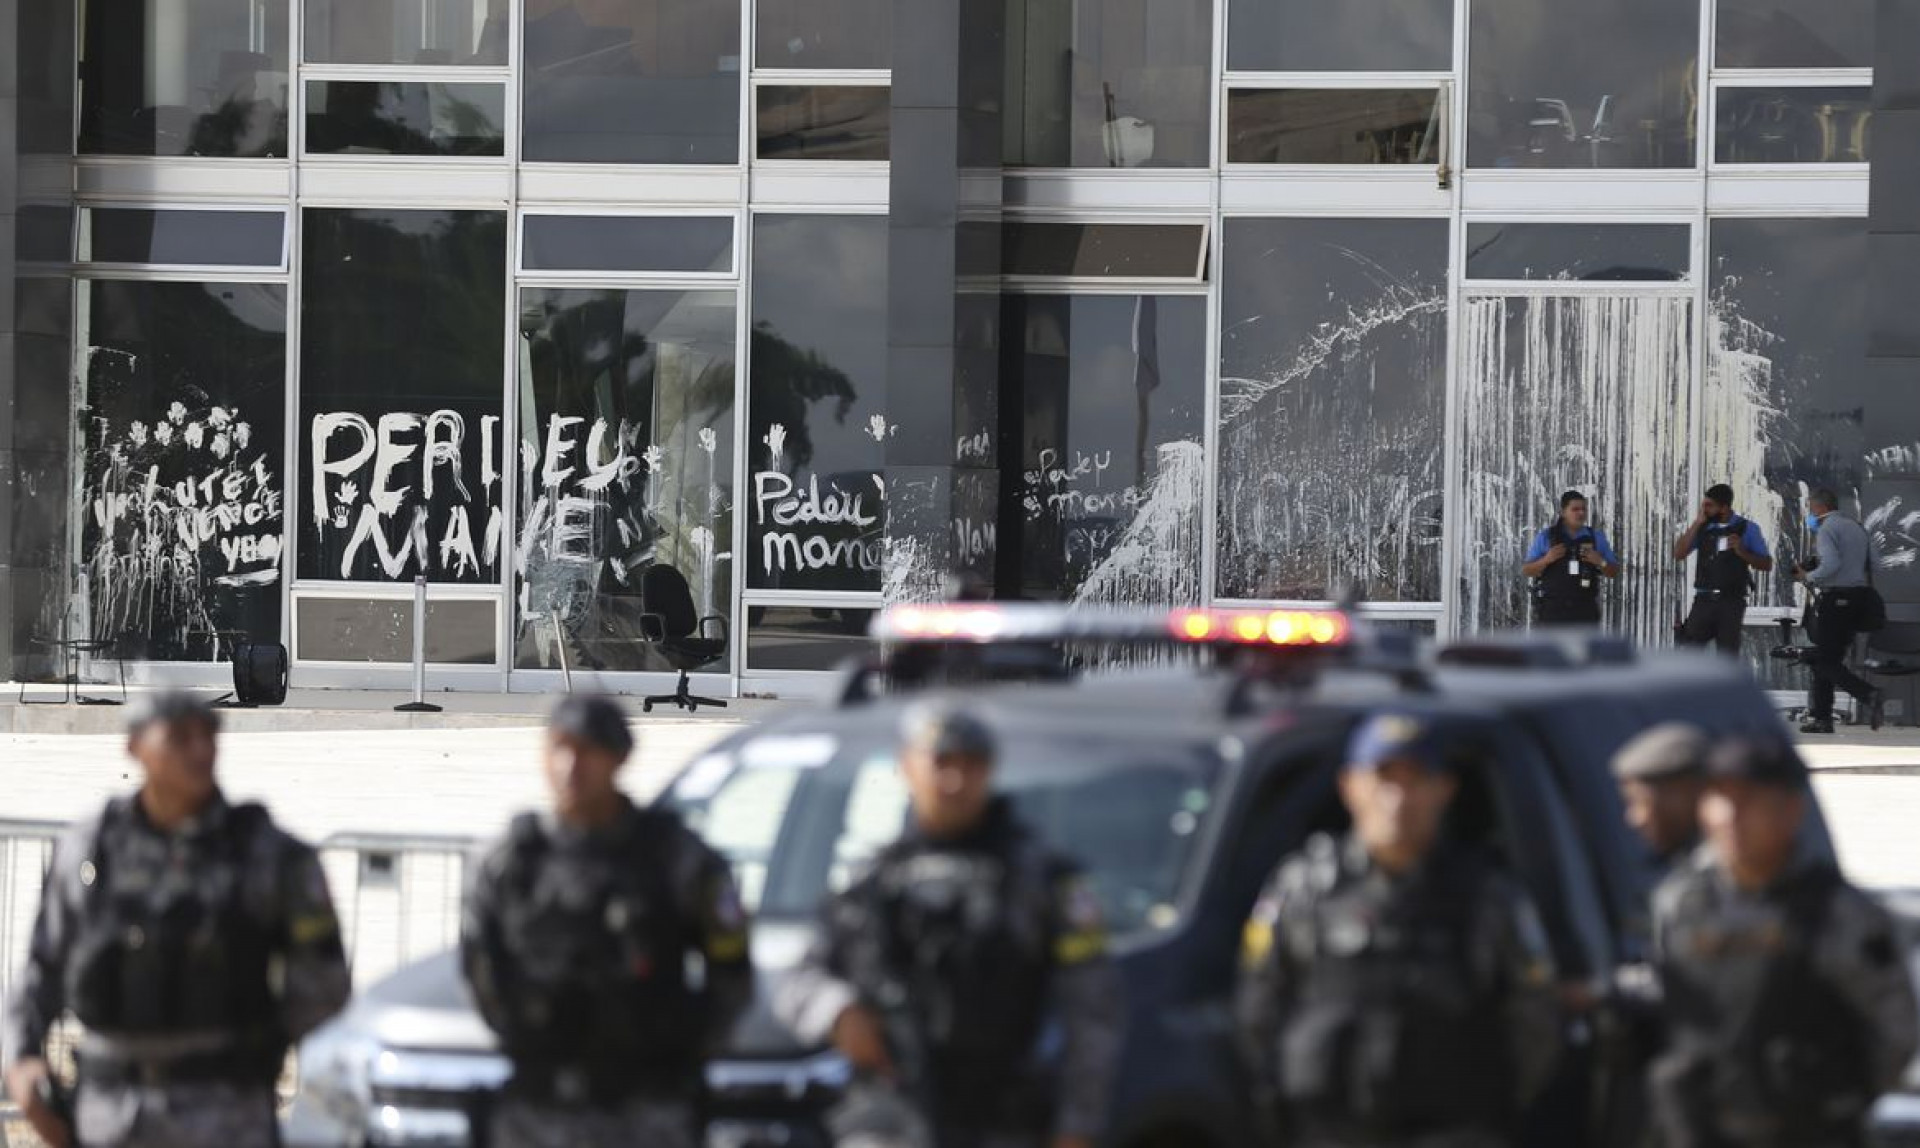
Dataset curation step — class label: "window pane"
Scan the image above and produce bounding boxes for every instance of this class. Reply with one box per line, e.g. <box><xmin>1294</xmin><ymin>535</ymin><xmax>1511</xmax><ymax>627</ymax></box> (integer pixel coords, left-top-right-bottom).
<box><xmin>82</xmin><ymin>209</ymin><xmax>283</xmax><ymax>267</ymax></box>
<box><xmin>1003</xmin><ymin>222</ymin><xmax>1204</xmax><ymax>279</ymax></box>
<box><xmin>523</xmin><ymin>0</ymin><xmax>741</xmax><ymax>164</ymax></box>
<box><xmin>1468</xmin><ymin>0</ymin><xmax>1699</xmax><ymax>169</ymax></box>
<box><xmin>1003</xmin><ymin>295</ymin><xmax>1207</xmax><ymax>603</ymax></box>
<box><xmin>295</xmin><ymin>598</ymin><xmax>497</xmax><ymax>662</ymax></box>
<box><xmin>1226</xmin><ymin>89</ymin><xmax>1441</xmax><ymax>165</ymax></box>
<box><xmin>523</xmin><ymin>216</ymin><xmax>734</xmax><ymax>273</ymax></box>
<box><xmin>78</xmin><ymin>281</ymin><xmax>287</xmax><ymax>661</ymax></box>
<box><xmin>304</xmin><ymin>0</ymin><xmax>506</xmax><ymax>64</ymax></box>
<box><xmin>1716</xmin><ymin>0</ymin><xmax>1872</xmax><ymax>68</ymax></box>
<box><xmin>1716</xmin><ymin>88</ymin><xmax>1872</xmax><ymax>164</ymax></box>
<box><xmin>1708</xmin><ymin>219</ymin><xmax>1868</xmax><ymax>608</ymax></box>
<box><xmin>306</xmin><ymin>81</ymin><xmax>506</xmax><ymax>157</ymax></box>
<box><xmin>746</xmin><ymin>606</ymin><xmax>876</xmax><ymax>670</ymax></box>
<box><xmin>747</xmin><ymin>215</ymin><xmax>888</xmax><ymax>592</ymax></box>
<box><xmin>1217</xmin><ymin>219</ymin><xmax>1448</xmax><ymax>603</ymax></box>
<box><xmin>79</xmin><ymin>0</ymin><xmax>290</xmax><ymax>157</ymax></box>
<box><xmin>1457</xmin><ymin>294</ymin><xmax>1695</xmax><ymax>641</ymax></box>
<box><xmin>299</xmin><ymin>209</ymin><xmax>508</xmax><ymax>585</ymax></box>
<box><xmin>1005</xmin><ymin>0</ymin><xmax>1211</xmax><ymax>168</ymax></box>
<box><xmin>514</xmin><ymin>288</ymin><xmax>738</xmax><ymax>672</ymax></box>
<box><xmin>1466</xmin><ymin>223</ymin><xmax>1691</xmax><ymax>281</ymax></box>
<box><xmin>1227</xmin><ymin>0</ymin><xmax>1452</xmax><ymax>71</ymax></box>
<box><xmin>756</xmin><ymin>0</ymin><xmax>888</xmax><ymax>69</ymax></box>
<box><xmin>757</xmin><ymin>86</ymin><xmax>890</xmax><ymax>161</ymax></box>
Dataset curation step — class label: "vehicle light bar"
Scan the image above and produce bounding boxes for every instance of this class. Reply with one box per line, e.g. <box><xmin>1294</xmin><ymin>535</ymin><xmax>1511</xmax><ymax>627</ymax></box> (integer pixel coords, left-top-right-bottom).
<box><xmin>872</xmin><ymin>603</ymin><xmax>1352</xmax><ymax>648</ymax></box>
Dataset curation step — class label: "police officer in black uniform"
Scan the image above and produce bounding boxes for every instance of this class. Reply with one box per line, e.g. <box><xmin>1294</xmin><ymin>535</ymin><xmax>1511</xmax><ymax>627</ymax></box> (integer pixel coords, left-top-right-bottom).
<box><xmin>461</xmin><ymin>694</ymin><xmax>754</xmax><ymax>1148</ymax></box>
<box><xmin>1651</xmin><ymin>738</ymin><xmax>1917</xmax><ymax>1148</ymax></box>
<box><xmin>1674</xmin><ymin>484</ymin><xmax>1774</xmax><ymax>655</ymax></box>
<box><xmin>1611</xmin><ymin>722</ymin><xmax>1709</xmax><ymax>879</ymax></box>
<box><xmin>1523</xmin><ymin>490</ymin><xmax>1621</xmax><ymax>626</ymax></box>
<box><xmin>3</xmin><ymin>691</ymin><xmax>351</xmax><ymax>1148</ymax></box>
<box><xmin>774</xmin><ymin>703</ymin><xmax>1123</xmax><ymax>1148</ymax></box>
<box><xmin>1236</xmin><ymin>712</ymin><xmax>1562</xmax><ymax>1148</ymax></box>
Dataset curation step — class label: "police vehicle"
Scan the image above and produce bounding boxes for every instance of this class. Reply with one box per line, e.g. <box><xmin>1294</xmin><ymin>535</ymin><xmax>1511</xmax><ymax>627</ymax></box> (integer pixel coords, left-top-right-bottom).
<box><xmin>284</xmin><ymin>604</ymin><xmax>1849</xmax><ymax>1148</ymax></box>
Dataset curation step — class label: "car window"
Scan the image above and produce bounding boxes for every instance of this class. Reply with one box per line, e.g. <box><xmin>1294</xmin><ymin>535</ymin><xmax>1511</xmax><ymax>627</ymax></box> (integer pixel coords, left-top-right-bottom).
<box><xmin>680</xmin><ymin>762</ymin><xmax>806</xmax><ymax>912</ymax></box>
<box><xmin>671</xmin><ymin>728</ymin><xmax>1224</xmax><ymax>939</ymax></box>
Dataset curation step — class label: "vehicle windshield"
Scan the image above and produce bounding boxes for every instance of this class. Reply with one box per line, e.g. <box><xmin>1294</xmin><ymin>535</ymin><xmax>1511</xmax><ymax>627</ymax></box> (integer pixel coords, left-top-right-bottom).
<box><xmin>670</xmin><ymin>726</ymin><xmax>1222</xmax><ymax>939</ymax></box>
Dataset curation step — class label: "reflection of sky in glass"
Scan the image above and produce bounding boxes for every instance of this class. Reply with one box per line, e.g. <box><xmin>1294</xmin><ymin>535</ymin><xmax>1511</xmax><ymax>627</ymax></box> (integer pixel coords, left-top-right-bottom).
<box><xmin>748</xmin><ymin>215</ymin><xmax>888</xmax><ymax>470</ymax></box>
<box><xmin>1715</xmin><ymin>0</ymin><xmax>1873</xmax><ymax>68</ymax></box>
<box><xmin>1227</xmin><ymin>0</ymin><xmax>1451</xmax><ymax>72</ymax></box>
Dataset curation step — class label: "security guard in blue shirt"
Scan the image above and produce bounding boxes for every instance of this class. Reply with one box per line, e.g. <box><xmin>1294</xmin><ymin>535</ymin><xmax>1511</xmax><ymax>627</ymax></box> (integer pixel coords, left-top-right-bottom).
<box><xmin>1674</xmin><ymin>483</ymin><xmax>1774</xmax><ymax>655</ymax></box>
<box><xmin>1522</xmin><ymin>491</ymin><xmax>1621</xmax><ymax>626</ymax></box>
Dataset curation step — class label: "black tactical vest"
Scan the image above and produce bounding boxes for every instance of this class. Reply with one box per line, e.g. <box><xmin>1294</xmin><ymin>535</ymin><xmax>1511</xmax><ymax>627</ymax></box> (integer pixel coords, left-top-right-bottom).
<box><xmin>66</xmin><ymin>798</ymin><xmax>279</xmax><ymax>1043</ymax></box>
<box><xmin>1275</xmin><ymin>841</ymin><xmax>1514</xmax><ymax>1139</ymax></box>
<box><xmin>1695</xmin><ymin>516</ymin><xmax>1755</xmax><ymax>598</ymax></box>
<box><xmin>1533</xmin><ymin>522</ymin><xmax>1602</xmax><ymax>613</ymax></box>
<box><xmin>851</xmin><ymin>814</ymin><xmax>1056</xmax><ymax>1129</ymax></box>
<box><xmin>1660</xmin><ymin>865</ymin><xmax>1871</xmax><ymax>1145</ymax></box>
<box><xmin>492</xmin><ymin>808</ymin><xmax>703</xmax><ymax>1080</ymax></box>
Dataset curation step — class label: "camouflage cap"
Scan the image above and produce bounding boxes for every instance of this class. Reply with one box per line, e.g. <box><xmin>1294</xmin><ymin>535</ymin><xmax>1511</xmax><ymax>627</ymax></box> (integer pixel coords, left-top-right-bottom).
<box><xmin>899</xmin><ymin>702</ymin><xmax>997</xmax><ymax>762</ymax></box>
<box><xmin>548</xmin><ymin>693</ymin><xmax>635</xmax><ymax>757</ymax></box>
<box><xmin>125</xmin><ymin>690</ymin><xmax>220</xmax><ymax>738</ymax></box>
<box><xmin>1705</xmin><ymin>737</ymin><xmax>1809</xmax><ymax>788</ymax></box>
<box><xmin>1612</xmin><ymin>722</ymin><xmax>1710</xmax><ymax>783</ymax></box>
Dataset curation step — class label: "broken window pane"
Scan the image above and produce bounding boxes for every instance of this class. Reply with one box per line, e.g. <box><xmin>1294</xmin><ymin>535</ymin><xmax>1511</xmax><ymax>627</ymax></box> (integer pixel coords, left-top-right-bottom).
<box><xmin>1216</xmin><ymin>218</ymin><xmax>1448</xmax><ymax>604</ymax></box>
<box><xmin>514</xmin><ymin>288</ymin><xmax>738</xmax><ymax>672</ymax></box>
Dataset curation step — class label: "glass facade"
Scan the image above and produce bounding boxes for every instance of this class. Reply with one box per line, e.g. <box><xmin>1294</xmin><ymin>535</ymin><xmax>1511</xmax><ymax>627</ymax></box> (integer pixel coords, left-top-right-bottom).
<box><xmin>30</xmin><ymin>0</ymin><xmax>1882</xmax><ymax>689</ymax></box>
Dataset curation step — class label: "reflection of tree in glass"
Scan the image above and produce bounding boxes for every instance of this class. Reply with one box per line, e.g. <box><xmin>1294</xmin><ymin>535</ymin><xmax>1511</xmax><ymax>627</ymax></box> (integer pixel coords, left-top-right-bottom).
<box><xmin>188</xmin><ymin>97</ymin><xmax>288</xmax><ymax>157</ymax></box>
<box><xmin>749</xmin><ymin>320</ymin><xmax>857</xmax><ymax>470</ymax></box>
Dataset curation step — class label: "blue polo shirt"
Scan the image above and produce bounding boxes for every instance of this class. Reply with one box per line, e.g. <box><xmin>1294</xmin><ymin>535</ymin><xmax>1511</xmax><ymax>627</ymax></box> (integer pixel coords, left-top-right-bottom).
<box><xmin>1527</xmin><ymin>525</ymin><xmax>1619</xmax><ymax>566</ymax></box>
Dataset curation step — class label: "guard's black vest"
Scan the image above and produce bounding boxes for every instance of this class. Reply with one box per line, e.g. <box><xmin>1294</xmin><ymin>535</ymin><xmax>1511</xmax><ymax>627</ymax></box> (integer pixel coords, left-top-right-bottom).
<box><xmin>491</xmin><ymin>807</ymin><xmax>704</xmax><ymax>1087</ymax></box>
<box><xmin>846</xmin><ymin>804</ymin><xmax>1057</xmax><ymax>1132</ymax></box>
<box><xmin>1660</xmin><ymin>865</ymin><xmax>1871</xmax><ymax>1146</ymax></box>
<box><xmin>1695</xmin><ymin>515</ymin><xmax>1755</xmax><ymax>598</ymax></box>
<box><xmin>1274</xmin><ymin>841</ymin><xmax>1513</xmax><ymax>1139</ymax></box>
<box><xmin>1533</xmin><ymin>522</ymin><xmax>1602</xmax><ymax>613</ymax></box>
<box><xmin>66</xmin><ymin>798</ymin><xmax>279</xmax><ymax>1047</ymax></box>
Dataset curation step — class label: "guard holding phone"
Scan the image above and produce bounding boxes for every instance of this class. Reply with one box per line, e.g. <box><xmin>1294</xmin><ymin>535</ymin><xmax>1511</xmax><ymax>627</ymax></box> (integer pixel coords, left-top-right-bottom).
<box><xmin>1674</xmin><ymin>484</ymin><xmax>1774</xmax><ymax>655</ymax></box>
<box><xmin>1522</xmin><ymin>491</ymin><xmax>1621</xmax><ymax>626</ymax></box>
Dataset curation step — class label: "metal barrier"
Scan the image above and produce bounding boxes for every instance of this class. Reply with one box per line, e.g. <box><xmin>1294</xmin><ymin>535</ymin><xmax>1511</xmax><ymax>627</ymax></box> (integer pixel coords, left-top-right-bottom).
<box><xmin>318</xmin><ymin>831</ymin><xmax>479</xmax><ymax>989</ymax></box>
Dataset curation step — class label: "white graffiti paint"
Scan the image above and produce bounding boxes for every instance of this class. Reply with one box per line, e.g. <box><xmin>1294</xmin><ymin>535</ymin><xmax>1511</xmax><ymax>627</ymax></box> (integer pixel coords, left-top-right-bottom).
<box><xmin>311</xmin><ymin>410</ymin><xmax>504</xmax><ymax>580</ymax></box>
<box><xmin>1220</xmin><ymin>284</ymin><xmax>1447</xmax><ymax>423</ymax></box>
<box><xmin>83</xmin><ymin>403</ymin><xmax>284</xmax><ymax>659</ymax></box>
<box><xmin>1216</xmin><ymin>278</ymin><xmax>1447</xmax><ymax>603</ymax></box>
<box><xmin>1457</xmin><ymin>294</ymin><xmax>1697</xmax><ymax>643</ymax></box>
<box><xmin>1074</xmin><ymin>441</ymin><xmax>1205</xmax><ymax>605</ymax></box>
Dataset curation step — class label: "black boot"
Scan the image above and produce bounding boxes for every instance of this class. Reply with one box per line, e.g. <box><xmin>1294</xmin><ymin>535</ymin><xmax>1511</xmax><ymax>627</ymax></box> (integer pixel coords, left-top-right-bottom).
<box><xmin>1800</xmin><ymin>717</ymin><xmax>1837</xmax><ymax>735</ymax></box>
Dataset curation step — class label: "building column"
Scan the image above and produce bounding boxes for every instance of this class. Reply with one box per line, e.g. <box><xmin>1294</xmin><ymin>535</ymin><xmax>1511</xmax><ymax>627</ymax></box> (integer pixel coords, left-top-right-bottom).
<box><xmin>882</xmin><ymin>0</ymin><xmax>1004</xmax><ymax>602</ymax></box>
<box><xmin>1867</xmin><ymin>0</ymin><xmax>1920</xmax><ymax>615</ymax></box>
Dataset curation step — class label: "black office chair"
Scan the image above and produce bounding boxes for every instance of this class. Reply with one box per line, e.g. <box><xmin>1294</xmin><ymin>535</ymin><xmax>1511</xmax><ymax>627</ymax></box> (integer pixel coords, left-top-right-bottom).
<box><xmin>639</xmin><ymin>564</ymin><xmax>729</xmax><ymax>713</ymax></box>
<box><xmin>1864</xmin><ymin>617</ymin><xmax>1920</xmax><ymax>728</ymax></box>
